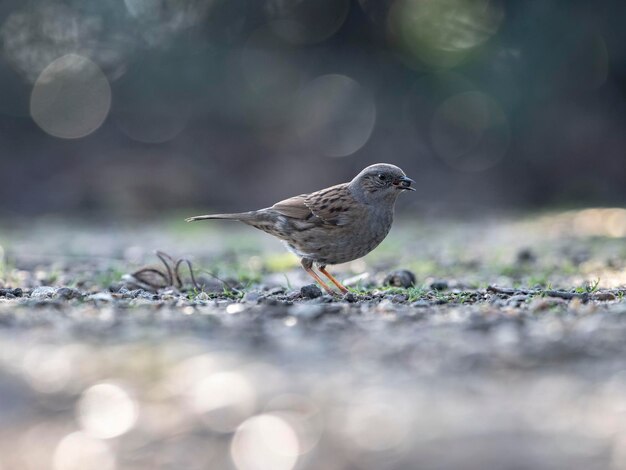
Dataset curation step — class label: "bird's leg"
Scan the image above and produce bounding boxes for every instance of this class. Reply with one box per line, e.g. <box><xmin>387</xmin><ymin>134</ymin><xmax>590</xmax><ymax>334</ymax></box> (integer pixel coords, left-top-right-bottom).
<box><xmin>318</xmin><ymin>265</ymin><xmax>349</xmax><ymax>294</ymax></box>
<box><xmin>300</xmin><ymin>258</ymin><xmax>334</xmax><ymax>295</ymax></box>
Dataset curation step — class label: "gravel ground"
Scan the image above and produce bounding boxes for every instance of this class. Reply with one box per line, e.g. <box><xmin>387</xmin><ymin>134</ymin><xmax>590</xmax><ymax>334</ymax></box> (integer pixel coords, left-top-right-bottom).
<box><xmin>1</xmin><ymin>210</ymin><xmax>626</xmax><ymax>470</ymax></box>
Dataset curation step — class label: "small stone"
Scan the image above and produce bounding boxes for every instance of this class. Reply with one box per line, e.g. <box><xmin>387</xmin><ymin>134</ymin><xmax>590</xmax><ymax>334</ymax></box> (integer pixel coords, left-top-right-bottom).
<box><xmin>592</xmin><ymin>292</ymin><xmax>616</xmax><ymax>301</ymax></box>
<box><xmin>343</xmin><ymin>292</ymin><xmax>357</xmax><ymax>303</ymax></box>
<box><xmin>430</xmin><ymin>280</ymin><xmax>449</xmax><ymax>291</ymax></box>
<box><xmin>383</xmin><ymin>270</ymin><xmax>416</xmax><ymax>288</ymax></box>
<box><xmin>88</xmin><ymin>292</ymin><xmax>114</xmax><ymax>302</ymax></box>
<box><xmin>196</xmin><ymin>292</ymin><xmax>210</xmax><ymax>301</ymax></box>
<box><xmin>133</xmin><ymin>289</ymin><xmax>153</xmax><ymax>299</ymax></box>
<box><xmin>411</xmin><ymin>300</ymin><xmax>431</xmax><ymax>308</ymax></box>
<box><xmin>300</xmin><ymin>284</ymin><xmax>323</xmax><ymax>299</ymax></box>
<box><xmin>55</xmin><ymin>287</ymin><xmax>82</xmax><ymax>300</ymax></box>
<box><xmin>286</xmin><ymin>290</ymin><xmax>301</xmax><ymax>300</ymax></box>
<box><xmin>30</xmin><ymin>286</ymin><xmax>57</xmax><ymax>299</ymax></box>
<box><xmin>516</xmin><ymin>248</ymin><xmax>536</xmax><ymax>263</ymax></box>
<box><xmin>0</xmin><ymin>288</ymin><xmax>22</xmax><ymax>298</ymax></box>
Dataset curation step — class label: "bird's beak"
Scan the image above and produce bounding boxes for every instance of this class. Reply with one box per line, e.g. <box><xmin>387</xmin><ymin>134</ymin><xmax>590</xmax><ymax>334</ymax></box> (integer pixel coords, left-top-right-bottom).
<box><xmin>393</xmin><ymin>176</ymin><xmax>416</xmax><ymax>191</ymax></box>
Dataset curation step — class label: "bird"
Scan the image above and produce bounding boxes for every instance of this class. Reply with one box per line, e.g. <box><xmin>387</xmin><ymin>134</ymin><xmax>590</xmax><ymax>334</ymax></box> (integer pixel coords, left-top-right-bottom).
<box><xmin>186</xmin><ymin>163</ymin><xmax>415</xmax><ymax>295</ymax></box>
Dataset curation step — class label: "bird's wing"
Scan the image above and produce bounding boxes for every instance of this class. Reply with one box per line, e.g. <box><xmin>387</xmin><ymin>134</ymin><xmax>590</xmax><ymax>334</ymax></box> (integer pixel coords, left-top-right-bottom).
<box><xmin>303</xmin><ymin>183</ymin><xmax>354</xmax><ymax>226</ymax></box>
<box><xmin>271</xmin><ymin>194</ymin><xmax>314</xmax><ymax>220</ymax></box>
<box><xmin>271</xmin><ymin>184</ymin><xmax>354</xmax><ymax>226</ymax></box>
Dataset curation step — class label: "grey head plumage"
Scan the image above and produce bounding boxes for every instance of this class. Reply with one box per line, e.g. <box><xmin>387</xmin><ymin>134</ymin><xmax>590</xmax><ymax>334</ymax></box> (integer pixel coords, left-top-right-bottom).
<box><xmin>348</xmin><ymin>163</ymin><xmax>415</xmax><ymax>205</ymax></box>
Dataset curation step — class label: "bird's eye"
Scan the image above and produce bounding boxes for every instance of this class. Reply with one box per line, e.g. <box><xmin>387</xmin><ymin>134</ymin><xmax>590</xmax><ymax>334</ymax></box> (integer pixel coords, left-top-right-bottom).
<box><xmin>377</xmin><ymin>174</ymin><xmax>386</xmax><ymax>181</ymax></box>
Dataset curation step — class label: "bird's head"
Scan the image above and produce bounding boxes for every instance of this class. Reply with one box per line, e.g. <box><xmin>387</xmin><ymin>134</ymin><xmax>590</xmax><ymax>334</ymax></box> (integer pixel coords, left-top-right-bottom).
<box><xmin>349</xmin><ymin>163</ymin><xmax>415</xmax><ymax>204</ymax></box>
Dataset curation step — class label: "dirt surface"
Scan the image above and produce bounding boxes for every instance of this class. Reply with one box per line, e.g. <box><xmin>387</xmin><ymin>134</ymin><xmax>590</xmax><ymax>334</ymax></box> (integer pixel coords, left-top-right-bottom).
<box><xmin>1</xmin><ymin>209</ymin><xmax>626</xmax><ymax>470</ymax></box>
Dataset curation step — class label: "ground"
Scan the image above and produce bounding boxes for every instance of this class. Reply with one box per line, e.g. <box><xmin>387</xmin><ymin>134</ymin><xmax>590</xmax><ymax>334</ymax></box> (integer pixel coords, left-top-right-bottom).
<box><xmin>1</xmin><ymin>209</ymin><xmax>626</xmax><ymax>470</ymax></box>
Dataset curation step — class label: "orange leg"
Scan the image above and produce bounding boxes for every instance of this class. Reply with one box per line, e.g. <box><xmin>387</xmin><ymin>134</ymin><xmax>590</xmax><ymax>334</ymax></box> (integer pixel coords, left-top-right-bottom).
<box><xmin>300</xmin><ymin>260</ymin><xmax>334</xmax><ymax>295</ymax></box>
<box><xmin>319</xmin><ymin>266</ymin><xmax>349</xmax><ymax>294</ymax></box>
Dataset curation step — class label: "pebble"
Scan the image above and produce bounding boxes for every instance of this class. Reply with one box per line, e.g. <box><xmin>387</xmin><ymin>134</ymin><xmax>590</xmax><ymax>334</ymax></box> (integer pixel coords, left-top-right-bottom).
<box><xmin>383</xmin><ymin>270</ymin><xmax>416</xmax><ymax>288</ymax></box>
<box><xmin>516</xmin><ymin>248</ymin><xmax>536</xmax><ymax>263</ymax></box>
<box><xmin>30</xmin><ymin>286</ymin><xmax>57</xmax><ymax>299</ymax></box>
<box><xmin>300</xmin><ymin>284</ymin><xmax>323</xmax><ymax>299</ymax></box>
<box><xmin>430</xmin><ymin>280</ymin><xmax>449</xmax><ymax>291</ymax></box>
<box><xmin>286</xmin><ymin>290</ymin><xmax>302</xmax><ymax>300</ymax></box>
<box><xmin>411</xmin><ymin>300</ymin><xmax>431</xmax><ymax>308</ymax></box>
<box><xmin>0</xmin><ymin>288</ymin><xmax>22</xmax><ymax>298</ymax></box>
<box><xmin>196</xmin><ymin>292</ymin><xmax>210</xmax><ymax>301</ymax></box>
<box><xmin>88</xmin><ymin>292</ymin><xmax>114</xmax><ymax>302</ymax></box>
<box><xmin>135</xmin><ymin>290</ymin><xmax>157</xmax><ymax>300</ymax></box>
<box><xmin>55</xmin><ymin>287</ymin><xmax>82</xmax><ymax>300</ymax></box>
<box><xmin>385</xmin><ymin>294</ymin><xmax>408</xmax><ymax>303</ymax></box>
<box><xmin>592</xmin><ymin>292</ymin><xmax>616</xmax><ymax>301</ymax></box>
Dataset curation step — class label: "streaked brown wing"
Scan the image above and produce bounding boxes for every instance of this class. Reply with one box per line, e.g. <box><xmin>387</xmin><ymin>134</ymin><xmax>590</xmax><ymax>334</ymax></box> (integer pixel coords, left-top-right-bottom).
<box><xmin>271</xmin><ymin>194</ymin><xmax>313</xmax><ymax>220</ymax></box>
<box><xmin>304</xmin><ymin>183</ymin><xmax>354</xmax><ymax>226</ymax></box>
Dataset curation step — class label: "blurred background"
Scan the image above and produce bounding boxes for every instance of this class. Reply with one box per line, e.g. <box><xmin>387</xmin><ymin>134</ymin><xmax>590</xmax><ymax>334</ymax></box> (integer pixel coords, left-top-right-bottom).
<box><xmin>0</xmin><ymin>0</ymin><xmax>625</xmax><ymax>218</ymax></box>
<box><xmin>3</xmin><ymin>3</ymin><xmax>626</xmax><ymax>469</ymax></box>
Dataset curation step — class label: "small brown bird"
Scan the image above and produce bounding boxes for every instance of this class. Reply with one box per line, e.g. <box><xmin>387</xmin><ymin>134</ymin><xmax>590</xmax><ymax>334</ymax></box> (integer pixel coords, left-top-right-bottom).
<box><xmin>186</xmin><ymin>163</ymin><xmax>415</xmax><ymax>294</ymax></box>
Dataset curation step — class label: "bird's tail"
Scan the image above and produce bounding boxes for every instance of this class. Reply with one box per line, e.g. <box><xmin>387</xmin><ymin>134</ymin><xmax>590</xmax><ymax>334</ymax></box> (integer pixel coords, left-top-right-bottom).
<box><xmin>185</xmin><ymin>212</ymin><xmax>255</xmax><ymax>223</ymax></box>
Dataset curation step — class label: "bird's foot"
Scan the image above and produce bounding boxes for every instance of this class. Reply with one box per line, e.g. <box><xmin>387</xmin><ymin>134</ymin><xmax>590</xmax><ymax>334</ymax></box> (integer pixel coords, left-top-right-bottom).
<box><xmin>318</xmin><ymin>266</ymin><xmax>349</xmax><ymax>294</ymax></box>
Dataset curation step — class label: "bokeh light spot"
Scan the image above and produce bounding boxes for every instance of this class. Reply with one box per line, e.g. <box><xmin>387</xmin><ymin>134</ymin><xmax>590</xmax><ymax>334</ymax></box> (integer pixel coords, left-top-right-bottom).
<box><xmin>231</xmin><ymin>414</ymin><xmax>299</xmax><ymax>470</ymax></box>
<box><xmin>189</xmin><ymin>371</ymin><xmax>256</xmax><ymax>433</ymax></box>
<box><xmin>389</xmin><ymin>0</ymin><xmax>504</xmax><ymax>68</ymax></box>
<box><xmin>265</xmin><ymin>394</ymin><xmax>324</xmax><ymax>454</ymax></box>
<box><xmin>573</xmin><ymin>208</ymin><xmax>626</xmax><ymax>238</ymax></box>
<box><xmin>77</xmin><ymin>383</ymin><xmax>138</xmax><ymax>439</ymax></box>
<box><xmin>22</xmin><ymin>347</ymin><xmax>72</xmax><ymax>394</ymax></box>
<box><xmin>341</xmin><ymin>390</ymin><xmax>413</xmax><ymax>453</ymax></box>
<box><xmin>30</xmin><ymin>54</ymin><xmax>111</xmax><ymax>139</ymax></box>
<box><xmin>430</xmin><ymin>91</ymin><xmax>510</xmax><ymax>172</ymax></box>
<box><xmin>53</xmin><ymin>432</ymin><xmax>115</xmax><ymax>470</ymax></box>
<box><xmin>293</xmin><ymin>74</ymin><xmax>376</xmax><ymax>157</ymax></box>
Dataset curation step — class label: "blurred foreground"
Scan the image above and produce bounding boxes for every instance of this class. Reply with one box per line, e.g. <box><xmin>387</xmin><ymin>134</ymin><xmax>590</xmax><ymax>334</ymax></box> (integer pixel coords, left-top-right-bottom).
<box><xmin>1</xmin><ymin>210</ymin><xmax>626</xmax><ymax>469</ymax></box>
